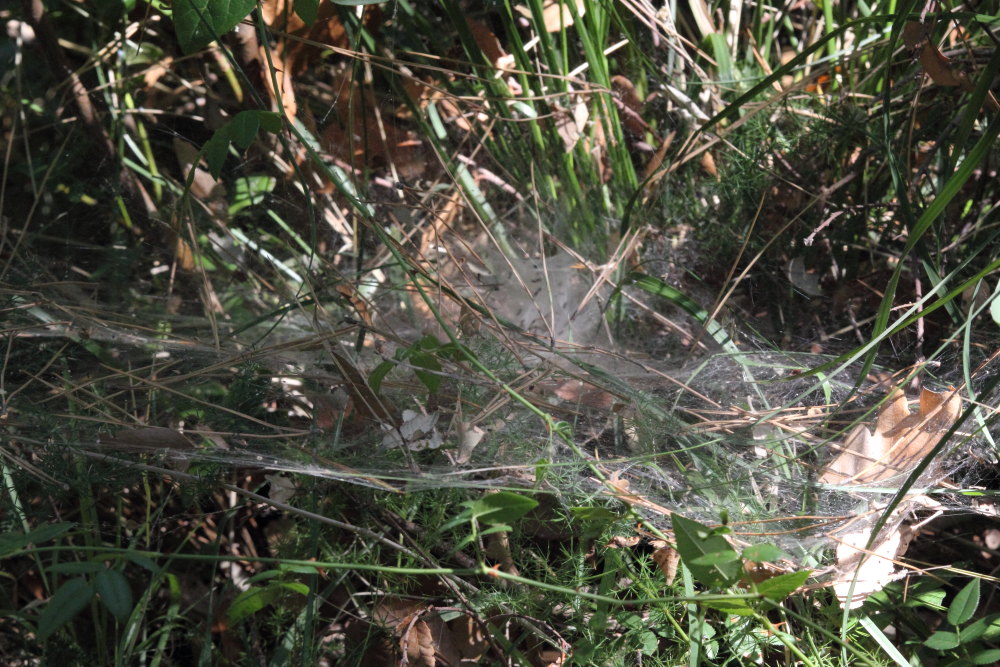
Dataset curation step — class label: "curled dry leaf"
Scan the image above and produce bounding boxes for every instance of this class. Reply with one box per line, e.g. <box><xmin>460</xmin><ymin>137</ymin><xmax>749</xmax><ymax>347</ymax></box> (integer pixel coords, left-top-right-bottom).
<box><xmin>611</xmin><ymin>75</ymin><xmax>648</xmax><ymax>138</ymax></box>
<box><xmin>819</xmin><ymin>386</ymin><xmax>962</xmax><ymax>485</ymax></box>
<box><xmin>101</xmin><ymin>426</ymin><xmax>195</xmax><ymax>451</ymax></box>
<box><xmin>264</xmin><ymin>473</ymin><xmax>297</xmax><ymax>503</ymax></box>
<box><xmin>903</xmin><ymin>21</ymin><xmax>963</xmax><ymax>87</ymax></box>
<box><xmin>381</xmin><ymin>409</ymin><xmax>443</xmax><ymax>451</ymax></box>
<box><xmin>902</xmin><ymin>21</ymin><xmax>1000</xmax><ymax>110</ymax></box>
<box><xmin>650</xmin><ymin>541</ymin><xmax>680</xmax><ymax>584</ymax></box>
<box><xmin>367</xmin><ymin>598</ymin><xmax>469</xmax><ymax>666</ymax></box>
<box><xmin>820</xmin><ymin>383</ymin><xmax>962</xmax><ymax>607</ymax></box>
<box><xmin>515</xmin><ymin>0</ymin><xmax>587</xmax><ymax>32</ymax></box>
<box><xmin>455</xmin><ymin>421</ymin><xmax>485</xmax><ymax>464</ymax></box>
<box><xmin>465</xmin><ymin>17</ymin><xmax>507</xmax><ymax>68</ymax></box>
<box><xmin>828</xmin><ymin>520</ymin><xmax>916</xmax><ymax>609</ymax></box>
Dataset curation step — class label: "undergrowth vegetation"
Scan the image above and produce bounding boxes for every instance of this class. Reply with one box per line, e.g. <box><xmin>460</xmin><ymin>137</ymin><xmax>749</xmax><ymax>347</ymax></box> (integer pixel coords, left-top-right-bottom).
<box><xmin>2</xmin><ymin>0</ymin><xmax>1000</xmax><ymax>664</ymax></box>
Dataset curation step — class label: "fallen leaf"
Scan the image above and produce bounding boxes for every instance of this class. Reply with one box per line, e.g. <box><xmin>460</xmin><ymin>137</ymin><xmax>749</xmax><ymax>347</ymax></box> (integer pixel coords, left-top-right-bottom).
<box><xmin>381</xmin><ymin>409</ymin><xmax>443</xmax><ymax>451</ymax></box>
<box><xmin>368</xmin><ymin>598</ymin><xmax>464</xmax><ymax>667</ymax></box>
<box><xmin>611</xmin><ymin>75</ymin><xmax>647</xmax><ymax>137</ymax></box>
<box><xmin>700</xmin><ymin>150</ymin><xmax>719</xmax><ymax>180</ymax></box>
<box><xmin>264</xmin><ymin>473</ymin><xmax>297</xmax><ymax>503</ymax></box>
<box><xmin>330</xmin><ymin>350</ymin><xmax>398</xmax><ymax>425</ymax></box>
<box><xmin>650</xmin><ymin>542</ymin><xmax>680</xmax><ymax>584</ymax></box>
<box><xmin>828</xmin><ymin>520</ymin><xmax>915</xmax><ymax>609</ymax></box>
<box><xmin>466</xmin><ymin>17</ymin><xmax>507</xmax><ymax>67</ymax></box>
<box><xmin>455</xmin><ymin>421</ymin><xmax>485</xmax><ymax>464</ymax></box>
<box><xmin>101</xmin><ymin>426</ymin><xmax>195</xmax><ymax>451</ymax></box>
<box><xmin>819</xmin><ymin>386</ymin><xmax>962</xmax><ymax>485</ymax></box>
<box><xmin>515</xmin><ymin>0</ymin><xmax>586</xmax><ymax>32</ymax></box>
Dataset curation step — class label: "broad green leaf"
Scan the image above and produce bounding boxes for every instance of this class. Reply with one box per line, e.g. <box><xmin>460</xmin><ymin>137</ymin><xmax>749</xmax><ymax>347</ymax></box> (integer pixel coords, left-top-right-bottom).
<box><xmin>923</xmin><ymin>630</ymin><xmax>960</xmax><ymax>650</ymax></box>
<box><xmin>672</xmin><ymin>514</ymin><xmax>740</xmax><ymax>587</ymax></box>
<box><xmin>38</xmin><ymin>577</ymin><xmax>94</xmax><ymax>640</ymax></box>
<box><xmin>468</xmin><ymin>492</ymin><xmax>538</xmax><ymax>525</ymax></box>
<box><xmin>126</xmin><ymin>553</ymin><xmax>160</xmax><ymax>573</ymax></box>
<box><xmin>47</xmin><ymin>561</ymin><xmax>106</xmax><ymax>575</ymax></box>
<box><xmin>972</xmin><ymin>648</ymin><xmax>1000</xmax><ymax>665</ymax></box>
<box><xmin>753</xmin><ymin>570</ymin><xmax>811</xmax><ymax>602</ymax></box>
<box><xmin>410</xmin><ymin>351</ymin><xmax>442</xmax><ymax>393</ymax></box>
<box><xmin>95</xmin><ymin>568</ymin><xmax>133</xmax><ymax>622</ymax></box>
<box><xmin>689</xmin><ymin>551</ymin><xmax>741</xmax><ymax>567</ymax></box>
<box><xmin>960</xmin><ymin>613</ymin><xmax>1000</xmax><ymax>643</ymax></box>
<box><xmin>700</xmin><ymin>597</ymin><xmax>753</xmax><ymax>616</ymax></box>
<box><xmin>294</xmin><ymin>0</ymin><xmax>320</xmax><ymax>24</ymax></box>
<box><xmin>948</xmin><ymin>579</ymin><xmax>981</xmax><ymax>626</ymax></box>
<box><xmin>742</xmin><ymin>544</ymin><xmax>788</xmax><ymax>563</ymax></box>
<box><xmin>173</xmin><ymin>0</ymin><xmax>256</xmax><ymax>54</ymax></box>
<box><xmin>368</xmin><ymin>360</ymin><xmax>395</xmax><ymax>393</ymax></box>
<box><xmin>229</xmin><ymin>175</ymin><xmax>276</xmax><ymax>216</ymax></box>
<box><xmin>0</xmin><ymin>522</ymin><xmax>75</xmax><ymax>558</ymax></box>
<box><xmin>203</xmin><ymin>111</ymin><xmax>282</xmax><ymax>178</ymax></box>
<box><xmin>229</xmin><ymin>112</ymin><xmax>261</xmax><ymax>148</ymax></box>
<box><xmin>227</xmin><ymin>582</ymin><xmax>310</xmax><ymax>625</ymax></box>
<box><xmin>973</xmin><ymin>613</ymin><xmax>1000</xmax><ymax>641</ymax></box>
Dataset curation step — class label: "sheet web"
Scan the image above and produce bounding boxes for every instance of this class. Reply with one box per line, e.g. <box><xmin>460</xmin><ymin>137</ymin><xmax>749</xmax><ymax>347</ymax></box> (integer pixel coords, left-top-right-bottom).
<box><xmin>5</xmin><ymin>278</ymin><xmax>997</xmax><ymax>581</ymax></box>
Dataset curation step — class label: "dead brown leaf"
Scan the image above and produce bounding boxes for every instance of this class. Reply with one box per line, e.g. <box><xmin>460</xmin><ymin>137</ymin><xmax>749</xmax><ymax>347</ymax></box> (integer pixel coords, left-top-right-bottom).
<box><xmin>329</xmin><ymin>350</ymin><xmax>399</xmax><ymax>426</ymax></box>
<box><xmin>903</xmin><ymin>21</ymin><xmax>1000</xmax><ymax>111</ymax></box>
<box><xmin>827</xmin><ymin>518</ymin><xmax>917</xmax><ymax>608</ymax></box>
<box><xmin>650</xmin><ymin>542</ymin><xmax>680</xmax><ymax>584</ymax></box>
<box><xmin>466</xmin><ymin>17</ymin><xmax>507</xmax><ymax>67</ymax></box>
<box><xmin>368</xmin><ymin>598</ymin><xmax>469</xmax><ymax>667</ymax></box>
<box><xmin>102</xmin><ymin>426</ymin><xmax>195</xmax><ymax>451</ymax></box>
<box><xmin>515</xmin><ymin>0</ymin><xmax>586</xmax><ymax>32</ymax></box>
<box><xmin>819</xmin><ymin>386</ymin><xmax>962</xmax><ymax>485</ymax></box>
<box><xmin>611</xmin><ymin>75</ymin><xmax>648</xmax><ymax>138</ymax></box>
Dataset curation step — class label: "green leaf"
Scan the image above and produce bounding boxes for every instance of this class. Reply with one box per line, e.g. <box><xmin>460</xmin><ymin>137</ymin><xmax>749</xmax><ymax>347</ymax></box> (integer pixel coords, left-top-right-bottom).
<box><xmin>294</xmin><ymin>0</ymin><xmax>320</xmax><ymax>24</ymax></box>
<box><xmin>949</xmin><ymin>579</ymin><xmax>981</xmax><ymax>626</ymax></box>
<box><xmin>126</xmin><ymin>553</ymin><xmax>160</xmax><ymax>573</ymax></box>
<box><xmin>246</xmin><ymin>569</ymin><xmax>285</xmax><ymax>584</ymax></box>
<box><xmin>923</xmin><ymin>630</ymin><xmax>960</xmax><ymax>650</ymax></box>
<box><xmin>38</xmin><ymin>578</ymin><xmax>94</xmax><ymax>640</ymax></box>
<box><xmin>203</xmin><ymin>111</ymin><xmax>282</xmax><ymax>178</ymax></box>
<box><xmin>700</xmin><ymin>597</ymin><xmax>753</xmax><ymax>616</ymax></box>
<box><xmin>227</xmin><ymin>582</ymin><xmax>310</xmax><ymax>625</ymax></box>
<box><xmin>975</xmin><ymin>613</ymin><xmax>1000</xmax><ymax>641</ymax></box>
<box><xmin>368</xmin><ymin>360</ymin><xmax>395</xmax><ymax>393</ymax></box>
<box><xmin>0</xmin><ymin>522</ymin><xmax>75</xmax><ymax>558</ymax></box>
<box><xmin>753</xmin><ymin>570</ymin><xmax>811</xmax><ymax>602</ymax></box>
<box><xmin>704</xmin><ymin>33</ymin><xmax>733</xmax><ymax>84</ymax></box>
<box><xmin>229</xmin><ymin>175</ymin><xmax>276</xmax><ymax>216</ymax></box>
<box><xmin>95</xmin><ymin>568</ymin><xmax>133</xmax><ymax>623</ymax></box>
<box><xmin>173</xmin><ymin>0</ymin><xmax>256</xmax><ymax>54</ymax></box>
<box><xmin>672</xmin><ymin>514</ymin><xmax>740</xmax><ymax>588</ymax></box>
<box><xmin>467</xmin><ymin>492</ymin><xmax>538</xmax><ymax>525</ymax></box>
<box><xmin>622</xmin><ymin>272</ymin><xmax>738</xmax><ymax>354</ymax></box>
<box><xmin>229</xmin><ymin>112</ymin><xmax>262</xmax><ymax>148</ymax></box>
<box><xmin>742</xmin><ymin>544</ymin><xmax>788</xmax><ymax>563</ymax></box>
<box><xmin>410</xmin><ymin>351</ymin><xmax>442</xmax><ymax>393</ymax></box>
<box><xmin>972</xmin><ymin>648</ymin><xmax>1000</xmax><ymax>665</ymax></box>
<box><xmin>689</xmin><ymin>551</ymin><xmax>741</xmax><ymax>567</ymax></box>
<box><xmin>331</xmin><ymin>0</ymin><xmax>385</xmax><ymax>5</ymax></box>
<box><xmin>960</xmin><ymin>614</ymin><xmax>1000</xmax><ymax>643</ymax></box>
<box><xmin>47</xmin><ymin>561</ymin><xmax>106</xmax><ymax>575</ymax></box>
